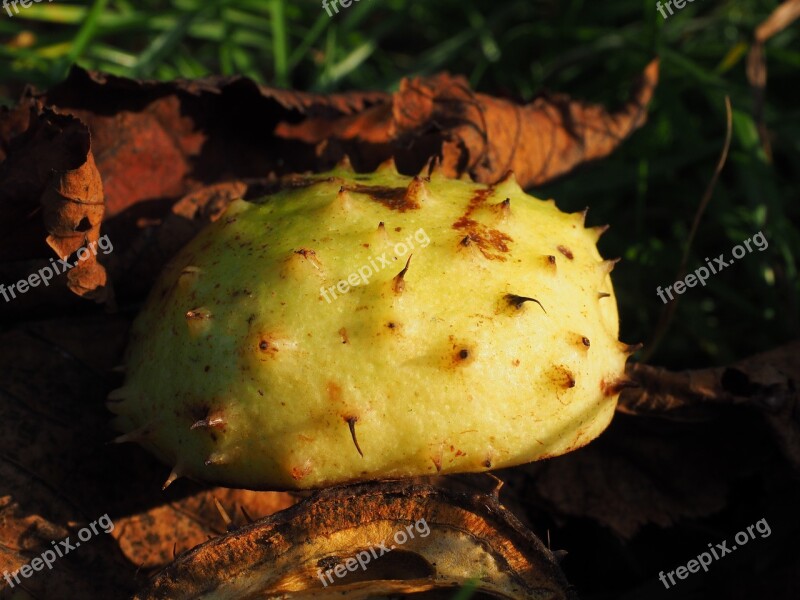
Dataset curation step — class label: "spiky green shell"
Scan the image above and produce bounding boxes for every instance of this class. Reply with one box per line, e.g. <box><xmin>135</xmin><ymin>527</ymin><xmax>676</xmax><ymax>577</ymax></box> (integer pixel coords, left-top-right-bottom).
<box><xmin>111</xmin><ymin>164</ymin><xmax>630</xmax><ymax>490</ymax></box>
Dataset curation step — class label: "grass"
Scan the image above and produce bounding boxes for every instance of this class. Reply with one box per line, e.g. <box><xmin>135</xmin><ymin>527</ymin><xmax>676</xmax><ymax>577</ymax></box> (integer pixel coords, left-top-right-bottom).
<box><xmin>1</xmin><ymin>0</ymin><xmax>797</xmax><ymax>369</ymax></box>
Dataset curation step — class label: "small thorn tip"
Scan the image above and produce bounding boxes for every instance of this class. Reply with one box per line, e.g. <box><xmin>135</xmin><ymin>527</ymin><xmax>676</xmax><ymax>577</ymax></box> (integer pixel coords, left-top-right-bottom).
<box><xmin>505</xmin><ymin>293</ymin><xmax>546</xmax><ymax>314</ymax></box>
<box><xmin>190</xmin><ymin>413</ymin><xmax>226</xmax><ymax>430</ymax></box>
<box><xmin>392</xmin><ymin>255</ymin><xmax>412</xmax><ymax>294</ymax></box>
<box><xmin>162</xmin><ymin>467</ymin><xmax>181</xmax><ymax>490</ymax></box>
<box><xmin>346</xmin><ymin>416</ymin><xmax>364</xmax><ymax>457</ymax></box>
<box><xmin>205</xmin><ymin>451</ymin><xmax>228</xmax><ymax>466</ymax></box>
<box><xmin>107</xmin><ymin>387</ymin><xmax>128</xmax><ymax>402</ymax></box>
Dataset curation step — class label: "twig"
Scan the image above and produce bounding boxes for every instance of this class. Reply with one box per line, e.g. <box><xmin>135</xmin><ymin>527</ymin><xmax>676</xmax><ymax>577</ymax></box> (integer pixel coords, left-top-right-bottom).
<box><xmin>643</xmin><ymin>96</ymin><xmax>732</xmax><ymax>362</ymax></box>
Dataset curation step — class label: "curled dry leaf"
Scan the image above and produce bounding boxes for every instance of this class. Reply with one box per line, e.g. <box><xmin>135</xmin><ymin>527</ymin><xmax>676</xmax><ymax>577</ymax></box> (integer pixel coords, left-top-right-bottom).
<box><xmin>277</xmin><ymin>61</ymin><xmax>660</xmax><ymax>187</ymax></box>
<box><xmin>134</xmin><ymin>481</ymin><xmax>577</xmax><ymax>600</ymax></box>
<box><xmin>401</xmin><ymin>60</ymin><xmax>660</xmax><ymax>186</ymax></box>
<box><xmin>0</xmin><ymin>107</ymin><xmax>110</xmax><ymax>304</ymax></box>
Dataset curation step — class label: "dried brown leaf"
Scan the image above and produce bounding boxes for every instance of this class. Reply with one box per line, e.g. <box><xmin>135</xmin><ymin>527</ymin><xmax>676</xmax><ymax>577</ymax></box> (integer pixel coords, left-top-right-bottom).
<box><xmin>0</xmin><ymin>107</ymin><xmax>111</xmax><ymax>305</ymax></box>
<box><xmin>394</xmin><ymin>61</ymin><xmax>659</xmax><ymax>186</ymax></box>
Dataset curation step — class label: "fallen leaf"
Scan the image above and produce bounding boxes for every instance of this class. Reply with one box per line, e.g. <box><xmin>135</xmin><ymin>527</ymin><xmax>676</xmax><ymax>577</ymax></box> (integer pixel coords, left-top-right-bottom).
<box><xmin>276</xmin><ymin>61</ymin><xmax>660</xmax><ymax>187</ymax></box>
<box><xmin>0</xmin><ymin>108</ymin><xmax>110</xmax><ymax>304</ymax></box>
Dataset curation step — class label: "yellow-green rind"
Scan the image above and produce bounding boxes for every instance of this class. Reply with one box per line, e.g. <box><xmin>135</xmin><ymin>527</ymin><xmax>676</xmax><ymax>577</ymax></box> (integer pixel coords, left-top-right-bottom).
<box><xmin>111</xmin><ymin>164</ymin><xmax>630</xmax><ymax>490</ymax></box>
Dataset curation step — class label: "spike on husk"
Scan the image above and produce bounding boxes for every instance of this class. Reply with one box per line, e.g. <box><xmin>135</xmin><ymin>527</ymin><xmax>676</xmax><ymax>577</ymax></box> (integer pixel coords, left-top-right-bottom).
<box><xmin>376</xmin><ymin>157</ymin><xmax>397</xmax><ymax>173</ymax></box>
<box><xmin>190</xmin><ymin>412</ymin><xmax>226</xmax><ymax>430</ymax></box>
<box><xmin>336</xmin><ymin>155</ymin><xmax>354</xmax><ymax>171</ymax></box>
<box><xmin>392</xmin><ymin>256</ymin><xmax>412</xmax><ymax>294</ymax></box>
<box><xmin>205</xmin><ymin>451</ymin><xmax>229</xmax><ymax>466</ymax></box>
<box><xmin>185</xmin><ymin>307</ymin><xmax>212</xmax><ymax>338</ymax></box>
<box><xmin>599</xmin><ymin>258</ymin><xmax>621</xmax><ymax>276</ymax></box>
<box><xmin>332</xmin><ymin>187</ymin><xmax>353</xmax><ymax>212</ymax></box>
<box><xmin>107</xmin><ymin>387</ymin><xmax>130</xmax><ymax>402</ymax></box>
<box><xmin>572</xmin><ymin>207</ymin><xmax>589</xmax><ymax>227</ymax></box>
<box><xmin>346</xmin><ymin>416</ymin><xmax>364</xmax><ymax>457</ymax></box>
<box><xmin>112</xmin><ymin>423</ymin><xmax>153</xmax><ymax>445</ymax></box>
<box><xmin>178</xmin><ymin>266</ymin><xmax>202</xmax><ymax>291</ymax></box>
<box><xmin>368</xmin><ymin>221</ymin><xmax>391</xmax><ymax>250</ymax></box>
<box><xmin>405</xmin><ymin>176</ymin><xmax>429</xmax><ymax>205</ymax></box>
<box><xmin>617</xmin><ymin>341</ymin><xmax>643</xmax><ymax>356</ymax></box>
<box><xmin>282</xmin><ymin>248</ymin><xmax>324</xmax><ymax>281</ymax></box>
<box><xmin>588</xmin><ymin>224</ymin><xmax>610</xmax><ymax>242</ymax></box>
<box><xmin>504</xmin><ymin>293</ymin><xmax>546</xmax><ymax>314</ymax></box>
<box><xmin>162</xmin><ymin>465</ymin><xmax>183</xmax><ymax>490</ymax></box>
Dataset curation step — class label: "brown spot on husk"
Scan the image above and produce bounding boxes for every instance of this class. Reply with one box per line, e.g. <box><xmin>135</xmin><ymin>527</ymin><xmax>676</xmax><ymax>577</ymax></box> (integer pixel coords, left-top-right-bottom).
<box><xmin>557</xmin><ymin>245</ymin><xmax>573</xmax><ymax>260</ymax></box>
<box><xmin>453</xmin><ymin>187</ymin><xmax>513</xmax><ymax>260</ymax></box>
<box><xmin>346</xmin><ymin>184</ymin><xmax>419</xmax><ymax>211</ymax></box>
